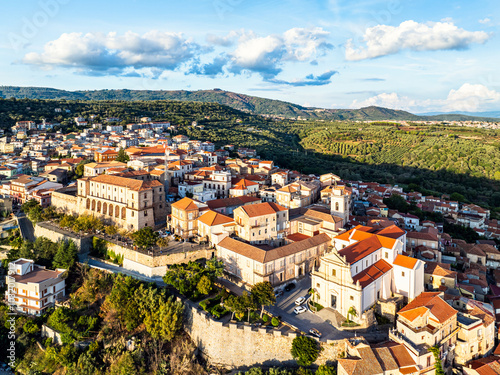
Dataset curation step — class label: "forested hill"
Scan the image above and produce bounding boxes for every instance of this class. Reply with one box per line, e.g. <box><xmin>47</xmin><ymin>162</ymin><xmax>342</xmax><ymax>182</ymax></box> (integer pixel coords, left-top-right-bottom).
<box><xmin>0</xmin><ymin>86</ymin><xmax>497</xmax><ymax>122</ymax></box>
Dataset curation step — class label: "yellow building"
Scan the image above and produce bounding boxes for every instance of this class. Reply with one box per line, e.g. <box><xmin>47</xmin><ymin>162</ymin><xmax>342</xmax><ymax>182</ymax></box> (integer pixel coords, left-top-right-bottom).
<box><xmin>234</xmin><ymin>202</ymin><xmax>288</xmax><ymax>245</ymax></box>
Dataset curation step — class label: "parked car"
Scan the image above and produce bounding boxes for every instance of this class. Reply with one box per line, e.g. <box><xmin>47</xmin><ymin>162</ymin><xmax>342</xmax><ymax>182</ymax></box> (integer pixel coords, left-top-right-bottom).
<box><xmin>295</xmin><ymin>296</ymin><xmax>306</xmax><ymax>305</ymax></box>
<box><xmin>284</xmin><ymin>283</ymin><xmax>296</xmax><ymax>292</ymax></box>
<box><xmin>309</xmin><ymin>328</ymin><xmax>321</xmax><ymax>338</ymax></box>
<box><xmin>275</xmin><ymin>290</ymin><xmax>283</xmax><ymax>298</ymax></box>
<box><xmin>293</xmin><ymin>306</ymin><xmax>307</xmax><ymax>314</ymax></box>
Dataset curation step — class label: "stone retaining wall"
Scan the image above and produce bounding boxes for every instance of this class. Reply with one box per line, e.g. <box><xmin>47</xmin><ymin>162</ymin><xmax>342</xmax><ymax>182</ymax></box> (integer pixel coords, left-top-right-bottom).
<box><xmin>34</xmin><ymin>222</ymin><xmax>93</xmax><ymax>253</ymax></box>
<box><xmin>104</xmin><ymin>242</ymin><xmax>211</xmax><ymax>277</ymax></box>
<box><xmin>183</xmin><ymin>299</ymin><xmax>343</xmax><ymax>368</ymax></box>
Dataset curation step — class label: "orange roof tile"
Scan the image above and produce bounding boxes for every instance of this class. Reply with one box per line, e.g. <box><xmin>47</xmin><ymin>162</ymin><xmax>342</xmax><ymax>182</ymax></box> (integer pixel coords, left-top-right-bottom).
<box><xmin>352</xmin><ymin>259</ymin><xmax>392</xmax><ymax>288</ymax></box>
<box><xmin>393</xmin><ymin>254</ymin><xmax>418</xmax><ymax>269</ymax></box>
<box><xmin>398</xmin><ymin>292</ymin><xmax>457</xmax><ymax>323</ymax></box>
<box><xmin>198</xmin><ymin>210</ymin><xmax>233</xmax><ymax>226</ymax></box>
<box><xmin>171</xmin><ymin>197</ymin><xmax>199</xmax><ymax>211</ymax></box>
<box><xmin>239</xmin><ymin>202</ymin><xmax>287</xmax><ymax>218</ymax></box>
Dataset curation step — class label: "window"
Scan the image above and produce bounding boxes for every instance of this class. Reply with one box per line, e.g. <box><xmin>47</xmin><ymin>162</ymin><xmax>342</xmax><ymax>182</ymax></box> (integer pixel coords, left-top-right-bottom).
<box><xmin>402</xmin><ymin>271</ymin><xmax>405</xmax><ymax>277</ymax></box>
<box><xmin>350</xmin><ymin>296</ymin><xmax>354</xmax><ymax>301</ymax></box>
<box><xmin>132</xmin><ymin>211</ymin><xmax>134</xmax><ymax>217</ymax></box>
<box><xmin>144</xmin><ymin>211</ymin><xmax>147</xmax><ymax>217</ymax></box>
<box><xmin>385</xmin><ymin>252</ymin><xmax>388</xmax><ymax>259</ymax></box>
<box><xmin>316</xmin><ymin>283</ymin><xmax>320</xmax><ymax>288</ymax></box>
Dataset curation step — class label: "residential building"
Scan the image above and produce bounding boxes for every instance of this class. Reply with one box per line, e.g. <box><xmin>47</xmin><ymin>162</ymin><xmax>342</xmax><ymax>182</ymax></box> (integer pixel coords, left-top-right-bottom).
<box><xmin>455</xmin><ymin>302</ymin><xmax>496</xmax><ymax>365</ymax></box>
<box><xmin>338</xmin><ymin>339</ymin><xmax>419</xmax><ymax>375</ymax></box>
<box><xmin>275</xmin><ymin>180</ymin><xmax>321</xmax><ymax>209</ymax></box>
<box><xmin>94</xmin><ymin>149</ymin><xmax>119</xmax><ymax>162</ymax></box>
<box><xmin>170</xmin><ymin>197</ymin><xmax>207</xmax><ymax>238</ymax></box>
<box><xmin>389</xmin><ymin>292</ymin><xmax>458</xmax><ymax>374</ymax></box>
<box><xmin>5</xmin><ymin>258</ymin><xmax>66</xmax><ymax>316</ymax></box>
<box><xmin>197</xmin><ymin>210</ymin><xmax>234</xmax><ymax>246</ymax></box>
<box><xmin>234</xmin><ymin>202</ymin><xmax>289</xmax><ymax>245</ymax></box>
<box><xmin>217</xmin><ymin>233</ymin><xmax>330</xmax><ymax>286</ymax></box>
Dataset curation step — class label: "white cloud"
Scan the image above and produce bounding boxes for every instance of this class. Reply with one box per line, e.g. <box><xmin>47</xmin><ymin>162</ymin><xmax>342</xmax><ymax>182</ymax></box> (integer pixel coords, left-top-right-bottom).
<box><xmin>229</xmin><ymin>27</ymin><xmax>333</xmax><ymax>77</ymax></box>
<box><xmin>351</xmin><ymin>92</ymin><xmax>417</xmax><ymax>111</ymax></box>
<box><xmin>345</xmin><ymin>20</ymin><xmax>490</xmax><ymax>61</ymax></box>
<box><xmin>350</xmin><ymin>84</ymin><xmax>500</xmax><ymax>113</ymax></box>
<box><xmin>23</xmin><ymin>31</ymin><xmax>200</xmax><ymax>76</ymax></box>
<box><xmin>444</xmin><ymin>83</ymin><xmax>500</xmax><ymax>111</ymax></box>
<box><xmin>479</xmin><ymin>18</ymin><xmax>491</xmax><ymax>24</ymax></box>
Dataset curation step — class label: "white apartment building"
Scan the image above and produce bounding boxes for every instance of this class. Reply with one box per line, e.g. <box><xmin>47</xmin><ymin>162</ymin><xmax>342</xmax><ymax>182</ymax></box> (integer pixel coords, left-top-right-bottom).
<box><xmin>5</xmin><ymin>259</ymin><xmax>66</xmax><ymax>316</ymax></box>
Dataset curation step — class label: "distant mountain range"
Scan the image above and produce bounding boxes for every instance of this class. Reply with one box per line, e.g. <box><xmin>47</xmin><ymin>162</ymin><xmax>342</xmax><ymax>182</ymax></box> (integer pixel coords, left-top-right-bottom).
<box><xmin>0</xmin><ymin>85</ymin><xmax>498</xmax><ymax>122</ymax></box>
<box><xmin>417</xmin><ymin>110</ymin><xmax>500</xmax><ymax>119</ymax></box>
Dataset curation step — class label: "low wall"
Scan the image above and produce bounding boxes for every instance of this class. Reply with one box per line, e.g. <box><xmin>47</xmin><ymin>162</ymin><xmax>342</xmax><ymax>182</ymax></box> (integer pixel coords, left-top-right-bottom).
<box><xmin>34</xmin><ymin>222</ymin><xmax>93</xmax><ymax>253</ymax></box>
<box><xmin>105</xmin><ymin>242</ymin><xmax>211</xmax><ymax>278</ymax></box>
<box><xmin>183</xmin><ymin>299</ymin><xmax>343</xmax><ymax>368</ymax></box>
<box><xmin>41</xmin><ymin>324</ymin><xmax>63</xmax><ymax>345</ymax></box>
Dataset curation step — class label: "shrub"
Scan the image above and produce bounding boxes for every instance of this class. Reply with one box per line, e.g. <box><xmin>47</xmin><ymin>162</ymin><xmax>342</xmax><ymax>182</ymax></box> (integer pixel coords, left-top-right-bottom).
<box><xmin>271</xmin><ymin>317</ymin><xmax>280</xmax><ymax>327</ymax></box>
<box><xmin>262</xmin><ymin>314</ymin><xmax>269</xmax><ymax>323</ymax></box>
<box><xmin>199</xmin><ymin>299</ymin><xmax>209</xmax><ymax>311</ymax></box>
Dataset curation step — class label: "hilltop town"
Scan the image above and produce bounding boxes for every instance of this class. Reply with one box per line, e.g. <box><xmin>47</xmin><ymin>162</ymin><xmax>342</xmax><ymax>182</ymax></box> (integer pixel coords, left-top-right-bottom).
<box><xmin>1</xmin><ymin>112</ymin><xmax>500</xmax><ymax>375</ymax></box>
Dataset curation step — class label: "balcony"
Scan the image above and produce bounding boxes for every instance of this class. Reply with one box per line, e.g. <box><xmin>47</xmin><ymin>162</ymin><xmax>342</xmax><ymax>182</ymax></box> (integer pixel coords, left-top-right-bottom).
<box><xmin>389</xmin><ymin>329</ymin><xmax>430</xmax><ymax>355</ymax></box>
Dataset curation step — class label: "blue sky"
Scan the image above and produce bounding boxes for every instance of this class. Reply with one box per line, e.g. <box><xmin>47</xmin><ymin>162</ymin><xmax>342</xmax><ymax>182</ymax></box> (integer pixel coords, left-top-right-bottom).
<box><xmin>1</xmin><ymin>0</ymin><xmax>499</xmax><ymax>113</ymax></box>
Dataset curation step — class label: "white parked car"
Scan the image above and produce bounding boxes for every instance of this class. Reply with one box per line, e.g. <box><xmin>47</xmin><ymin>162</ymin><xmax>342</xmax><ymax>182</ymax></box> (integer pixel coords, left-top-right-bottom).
<box><xmin>294</xmin><ymin>305</ymin><xmax>307</xmax><ymax>314</ymax></box>
<box><xmin>295</xmin><ymin>296</ymin><xmax>306</xmax><ymax>305</ymax></box>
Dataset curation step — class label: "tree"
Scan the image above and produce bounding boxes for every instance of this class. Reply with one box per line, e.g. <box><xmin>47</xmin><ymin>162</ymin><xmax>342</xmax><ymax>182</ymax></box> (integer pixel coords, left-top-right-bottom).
<box><xmin>347</xmin><ymin>306</ymin><xmax>357</xmax><ymax>323</ymax></box>
<box><xmin>59</xmin><ymin>215</ymin><xmax>75</xmax><ymax>228</ymax></box>
<box><xmin>132</xmin><ymin>227</ymin><xmax>159</xmax><ymax>249</ymax></box>
<box><xmin>196</xmin><ymin>275</ymin><xmax>213</xmax><ymax>295</ymax></box>
<box><xmin>291</xmin><ymin>336</ymin><xmax>320</xmax><ymax>366</ymax></box>
<box><xmin>316</xmin><ymin>364</ymin><xmax>336</xmax><ymax>375</ymax></box>
<box><xmin>206</xmin><ymin>257</ymin><xmax>224</xmax><ymax>279</ymax></box>
<box><xmin>53</xmin><ymin>240</ymin><xmax>78</xmax><ymax>270</ymax></box>
<box><xmin>143</xmin><ymin>296</ymin><xmax>184</xmax><ymax>342</ymax></box>
<box><xmin>225</xmin><ymin>292</ymin><xmax>253</xmax><ymax>320</ymax></box>
<box><xmin>251</xmin><ymin>281</ymin><xmax>276</xmax><ymax>318</ymax></box>
<box><xmin>108</xmin><ymin>352</ymin><xmax>136</xmax><ymax>375</ymax></box>
<box><xmin>156</xmin><ymin>237</ymin><xmax>169</xmax><ymax>250</ymax></box>
<box><xmin>115</xmin><ymin>147</ymin><xmax>130</xmax><ymax>163</ymax></box>
<box><xmin>428</xmin><ymin>346</ymin><xmax>445</xmax><ymax>375</ymax></box>
<box><xmin>104</xmin><ymin>225</ymin><xmax>118</xmax><ymax>236</ymax></box>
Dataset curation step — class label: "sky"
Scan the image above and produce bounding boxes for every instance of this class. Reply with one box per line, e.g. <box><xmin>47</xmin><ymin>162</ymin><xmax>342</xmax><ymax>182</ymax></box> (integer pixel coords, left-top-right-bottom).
<box><xmin>0</xmin><ymin>0</ymin><xmax>499</xmax><ymax>113</ymax></box>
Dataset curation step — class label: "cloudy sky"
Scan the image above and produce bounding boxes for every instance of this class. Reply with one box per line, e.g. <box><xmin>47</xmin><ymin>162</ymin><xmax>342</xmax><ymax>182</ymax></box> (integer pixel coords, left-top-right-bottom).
<box><xmin>1</xmin><ymin>0</ymin><xmax>499</xmax><ymax>113</ymax></box>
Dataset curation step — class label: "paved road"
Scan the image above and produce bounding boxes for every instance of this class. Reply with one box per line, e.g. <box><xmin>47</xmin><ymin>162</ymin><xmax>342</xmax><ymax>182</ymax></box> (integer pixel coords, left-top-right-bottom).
<box><xmin>15</xmin><ymin>213</ymin><xmax>35</xmax><ymax>242</ymax></box>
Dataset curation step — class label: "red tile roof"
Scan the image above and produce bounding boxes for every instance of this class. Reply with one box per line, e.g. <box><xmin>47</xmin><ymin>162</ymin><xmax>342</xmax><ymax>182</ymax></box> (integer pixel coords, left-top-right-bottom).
<box><xmin>352</xmin><ymin>259</ymin><xmax>392</xmax><ymax>288</ymax></box>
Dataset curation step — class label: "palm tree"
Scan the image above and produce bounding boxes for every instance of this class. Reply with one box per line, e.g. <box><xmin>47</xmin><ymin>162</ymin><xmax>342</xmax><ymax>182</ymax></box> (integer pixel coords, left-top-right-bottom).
<box><xmin>347</xmin><ymin>306</ymin><xmax>358</xmax><ymax>324</ymax></box>
<box><xmin>308</xmin><ymin>288</ymin><xmax>319</xmax><ymax>312</ymax></box>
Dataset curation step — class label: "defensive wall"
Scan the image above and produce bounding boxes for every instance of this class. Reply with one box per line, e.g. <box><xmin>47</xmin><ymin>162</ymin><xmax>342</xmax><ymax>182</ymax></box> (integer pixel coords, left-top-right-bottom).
<box><xmin>182</xmin><ymin>298</ymin><xmax>344</xmax><ymax>368</ymax></box>
<box><xmin>34</xmin><ymin>222</ymin><xmax>93</xmax><ymax>252</ymax></box>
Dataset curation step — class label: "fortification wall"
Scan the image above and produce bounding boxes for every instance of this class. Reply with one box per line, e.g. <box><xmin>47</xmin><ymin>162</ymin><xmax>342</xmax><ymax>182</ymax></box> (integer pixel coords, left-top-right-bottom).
<box><xmin>34</xmin><ymin>222</ymin><xmax>93</xmax><ymax>252</ymax></box>
<box><xmin>105</xmin><ymin>242</ymin><xmax>210</xmax><ymax>277</ymax></box>
<box><xmin>183</xmin><ymin>300</ymin><xmax>343</xmax><ymax>368</ymax></box>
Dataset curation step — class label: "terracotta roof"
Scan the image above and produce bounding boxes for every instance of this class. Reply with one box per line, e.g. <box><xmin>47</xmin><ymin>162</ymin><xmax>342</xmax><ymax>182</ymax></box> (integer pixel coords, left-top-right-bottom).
<box><xmin>424</xmin><ymin>262</ymin><xmax>457</xmax><ymax>278</ymax></box>
<box><xmin>239</xmin><ymin>202</ymin><xmax>287</xmax><ymax>218</ymax></box>
<box><xmin>89</xmin><ymin>174</ymin><xmax>162</xmax><ymax>191</ymax></box>
<box><xmin>286</xmin><ymin>233</ymin><xmax>311</xmax><ymax>242</ymax></box>
<box><xmin>352</xmin><ymin>259</ymin><xmax>392</xmax><ymax>288</ymax></box>
<box><xmin>233</xmin><ymin>178</ymin><xmax>259</xmax><ymax>187</ymax></box>
<box><xmin>171</xmin><ymin>197</ymin><xmax>199</xmax><ymax>211</ymax></box>
<box><xmin>393</xmin><ymin>254</ymin><xmax>418</xmax><ymax>269</ymax></box>
<box><xmin>407</xmin><ymin>231</ymin><xmax>439</xmax><ymax>242</ymax></box>
<box><xmin>206</xmin><ymin>196</ymin><xmax>261</xmax><ymax>209</ymax></box>
<box><xmin>198</xmin><ymin>210</ymin><xmax>233</xmax><ymax>226</ymax></box>
<box><xmin>338</xmin><ymin>236</ymin><xmax>383</xmax><ymax>264</ymax></box>
<box><xmin>218</xmin><ymin>233</ymin><xmax>330</xmax><ymax>264</ymax></box>
<box><xmin>398</xmin><ymin>292</ymin><xmax>457</xmax><ymax>323</ymax></box>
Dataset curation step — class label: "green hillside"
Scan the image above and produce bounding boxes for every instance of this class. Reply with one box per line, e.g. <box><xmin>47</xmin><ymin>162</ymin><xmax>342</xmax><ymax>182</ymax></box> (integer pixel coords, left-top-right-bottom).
<box><xmin>1</xmin><ymin>86</ymin><xmax>496</xmax><ymax>122</ymax></box>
